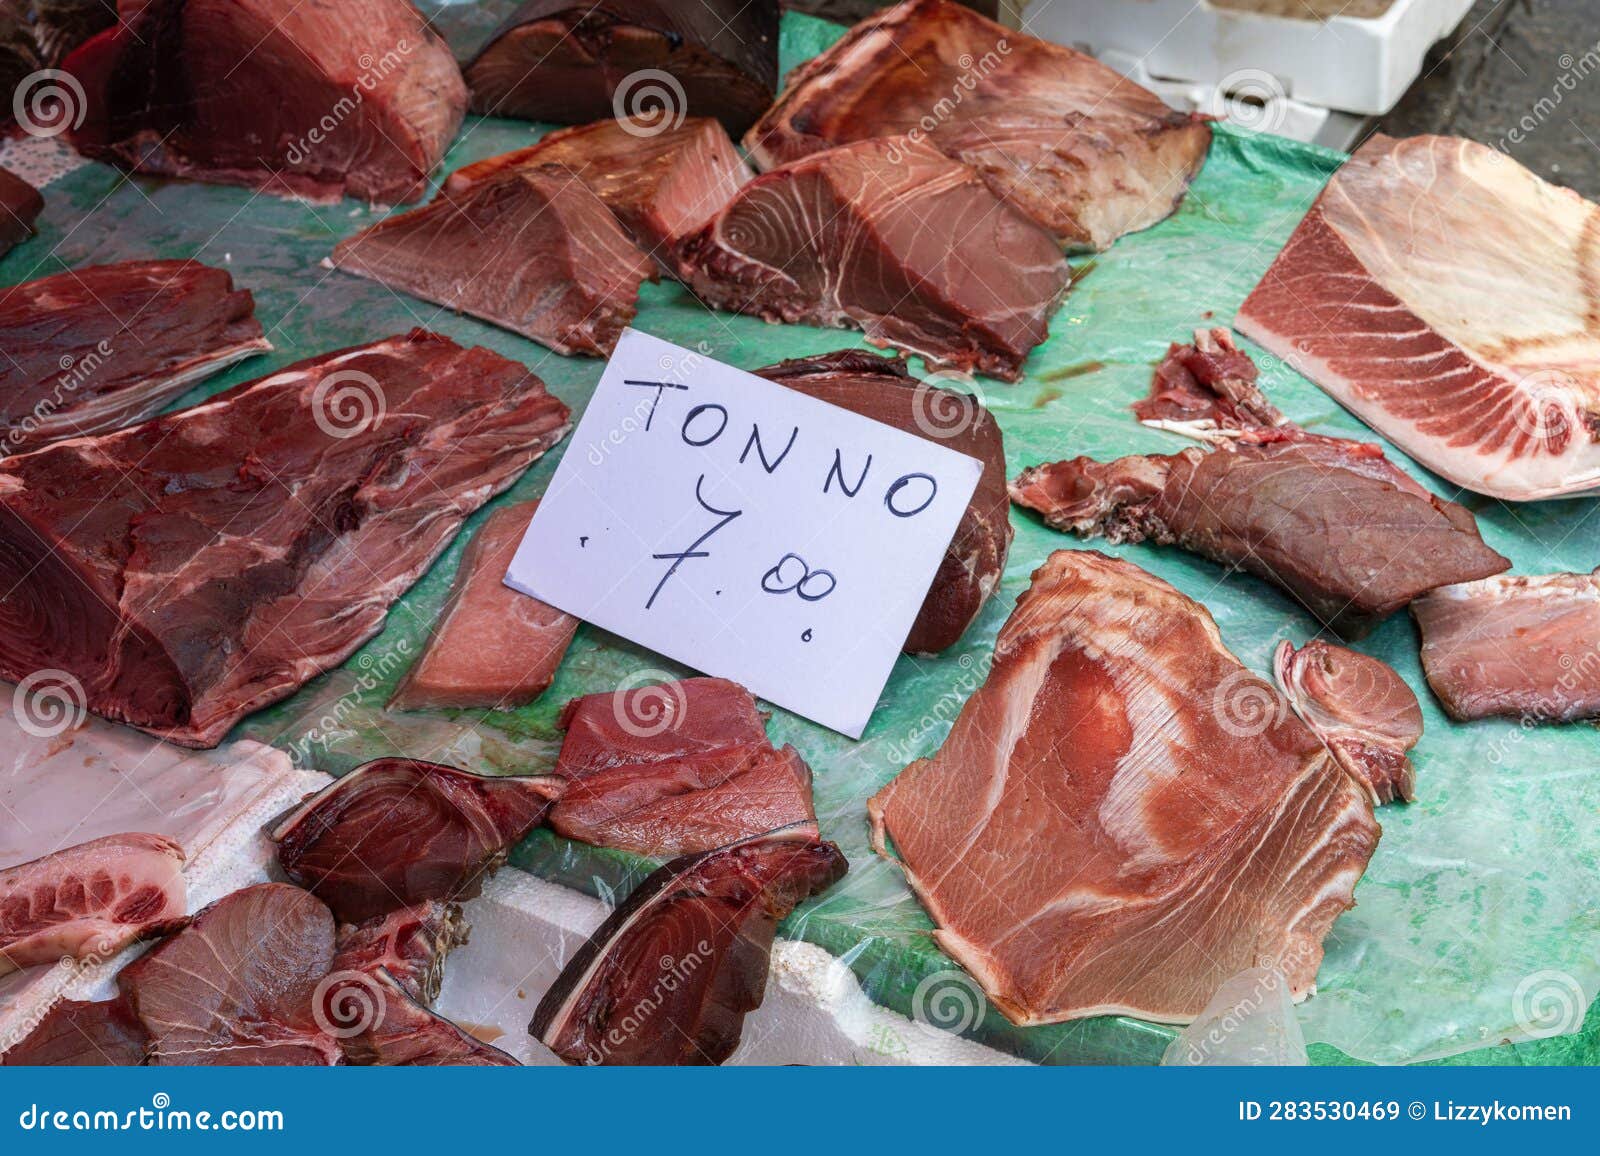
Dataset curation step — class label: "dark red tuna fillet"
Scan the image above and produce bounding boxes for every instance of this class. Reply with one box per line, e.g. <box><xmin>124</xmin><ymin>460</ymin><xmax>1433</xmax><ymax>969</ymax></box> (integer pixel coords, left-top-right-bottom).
<box><xmin>555</xmin><ymin>677</ymin><xmax>768</xmax><ymax>778</ymax></box>
<box><xmin>344</xmin><ymin>967</ymin><xmax>519</xmax><ymax>1066</ymax></box>
<box><xmin>270</xmin><ymin>759</ymin><xmax>565</xmax><ymax>925</ymax></box>
<box><xmin>390</xmin><ymin>501</ymin><xmax>579</xmax><ymax>712</ymax></box>
<box><xmin>0</xmin><ymin>330</ymin><xmax>571</xmax><ymax>747</ymax></box>
<box><xmin>0</xmin><ymin>165</ymin><xmax>43</xmax><ymax>257</ymax></box>
<box><xmin>1411</xmin><ymin>569</ymin><xmax>1600</xmax><ymax>723</ymax></box>
<box><xmin>332</xmin><ymin>166</ymin><xmax>654</xmax><ymax>357</ymax></box>
<box><xmin>531</xmin><ymin>825</ymin><xmax>847</xmax><ymax>1065</ymax></box>
<box><xmin>677</xmin><ymin>137</ymin><xmax>1070</xmax><ymax>381</ymax></box>
<box><xmin>444</xmin><ymin>117</ymin><xmax>750</xmax><ymax>268</ymax></box>
<box><xmin>63</xmin><ymin>0</ymin><xmax>466</xmax><ymax>204</ymax></box>
<box><xmin>0</xmin><ymin>833</ymin><xmax>186</xmax><ymax>977</ymax></box>
<box><xmin>1</xmin><ymin>996</ymin><xmax>148</xmax><ymax>1066</ymax></box>
<box><xmin>746</xmin><ymin>0</ymin><xmax>1212</xmax><ymax>251</ymax></box>
<box><xmin>755</xmin><ymin>350</ymin><xmax>1011</xmax><ymax>653</ymax></box>
<box><xmin>465</xmin><ymin>0</ymin><xmax>778</xmax><ymax>137</ymax></box>
<box><xmin>1274</xmin><ymin>640</ymin><xmax>1423</xmax><ymax>805</ymax></box>
<box><xmin>118</xmin><ymin>883</ymin><xmax>343</xmax><ymax>1066</ymax></box>
<box><xmin>0</xmin><ymin>260</ymin><xmax>270</xmax><ymax>452</ymax></box>
<box><xmin>328</xmin><ymin>901</ymin><xmax>468</xmax><ymax>1008</ymax></box>
<box><xmin>1009</xmin><ymin>431</ymin><xmax>1510</xmax><ymax>637</ymax></box>
<box><xmin>1134</xmin><ymin>328</ymin><xmax>1287</xmax><ymax>433</ymax></box>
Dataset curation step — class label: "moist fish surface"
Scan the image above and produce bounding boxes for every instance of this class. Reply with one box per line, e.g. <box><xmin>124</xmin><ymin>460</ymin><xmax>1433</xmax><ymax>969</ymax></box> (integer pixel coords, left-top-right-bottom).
<box><xmin>0</xmin><ymin>165</ymin><xmax>42</xmax><ymax>258</ymax></box>
<box><xmin>0</xmin><ymin>996</ymin><xmax>148</xmax><ymax>1066</ymax></box>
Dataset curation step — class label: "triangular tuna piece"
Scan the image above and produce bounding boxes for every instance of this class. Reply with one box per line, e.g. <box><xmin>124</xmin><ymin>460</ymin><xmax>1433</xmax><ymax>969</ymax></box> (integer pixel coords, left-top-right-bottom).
<box><xmin>333</xmin><ymin>166</ymin><xmax>654</xmax><ymax>357</ymax></box>
<box><xmin>677</xmin><ymin>137</ymin><xmax>1070</xmax><ymax>381</ymax></box>
<box><xmin>869</xmin><ymin>551</ymin><xmax>1379</xmax><ymax>1026</ymax></box>
<box><xmin>1</xmin><ymin>996</ymin><xmax>149</xmax><ymax>1067</ymax></box>
<box><xmin>64</xmin><ymin>0</ymin><xmax>465</xmax><ymax>203</ymax></box>
<box><xmin>746</xmin><ymin>0</ymin><xmax>1212</xmax><ymax>251</ymax></box>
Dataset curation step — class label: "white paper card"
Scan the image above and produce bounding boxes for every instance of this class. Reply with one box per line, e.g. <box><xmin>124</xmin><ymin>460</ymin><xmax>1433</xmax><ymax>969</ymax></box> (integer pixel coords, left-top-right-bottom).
<box><xmin>506</xmin><ymin>329</ymin><xmax>984</xmax><ymax>738</ymax></box>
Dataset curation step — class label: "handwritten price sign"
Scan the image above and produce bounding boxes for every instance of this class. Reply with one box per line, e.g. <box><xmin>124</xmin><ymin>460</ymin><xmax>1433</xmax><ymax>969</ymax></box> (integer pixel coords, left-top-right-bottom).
<box><xmin>506</xmin><ymin>330</ymin><xmax>983</xmax><ymax>737</ymax></box>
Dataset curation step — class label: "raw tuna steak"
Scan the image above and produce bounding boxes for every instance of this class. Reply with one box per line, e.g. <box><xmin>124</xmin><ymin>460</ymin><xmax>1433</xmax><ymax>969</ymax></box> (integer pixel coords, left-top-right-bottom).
<box><xmin>118</xmin><ymin>883</ymin><xmax>343</xmax><ymax>1065</ymax></box>
<box><xmin>0</xmin><ymin>165</ymin><xmax>42</xmax><ymax>258</ymax></box>
<box><xmin>444</xmin><ymin>117</ymin><xmax>750</xmax><ymax>266</ymax></box>
<box><xmin>465</xmin><ymin>0</ymin><xmax>778</xmax><ymax>136</ymax></box>
<box><xmin>532</xmin><ymin>824</ymin><xmax>847</xmax><ymax>1065</ymax></box>
<box><xmin>64</xmin><ymin>0</ymin><xmax>466</xmax><ymax>203</ymax></box>
<box><xmin>0</xmin><ymin>833</ymin><xmax>186</xmax><ymax>977</ymax></box>
<box><xmin>271</xmin><ymin>759</ymin><xmax>564</xmax><ymax>925</ymax></box>
<box><xmin>1411</xmin><ymin>569</ymin><xmax>1600</xmax><ymax>722</ymax></box>
<box><xmin>755</xmin><ymin>350</ymin><xmax>1011</xmax><ymax>653</ymax></box>
<box><xmin>746</xmin><ymin>0</ymin><xmax>1211</xmax><ymax>251</ymax></box>
<box><xmin>554</xmin><ymin>676</ymin><xmax>768</xmax><ymax>775</ymax></box>
<box><xmin>0</xmin><ymin>260</ymin><xmax>270</xmax><ymax>452</ymax></box>
<box><xmin>677</xmin><ymin>137</ymin><xmax>1070</xmax><ymax>380</ymax></box>
<box><xmin>869</xmin><ymin>551</ymin><xmax>1380</xmax><ymax>1025</ymax></box>
<box><xmin>1274</xmin><ymin>640</ymin><xmax>1423</xmax><ymax>804</ymax></box>
<box><xmin>333</xmin><ymin>166</ymin><xmax>654</xmax><ymax>357</ymax></box>
<box><xmin>1</xmin><ymin>996</ymin><xmax>148</xmax><ymax>1066</ymax></box>
<box><xmin>0</xmin><ymin>330</ymin><xmax>570</xmax><ymax>747</ymax></box>
<box><xmin>1237</xmin><ymin>135</ymin><xmax>1600</xmax><ymax>501</ymax></box>
<box><xmin>389</xmin><ymin>501</ymin><xmax>579</xmax><ymax>712</ymax></box>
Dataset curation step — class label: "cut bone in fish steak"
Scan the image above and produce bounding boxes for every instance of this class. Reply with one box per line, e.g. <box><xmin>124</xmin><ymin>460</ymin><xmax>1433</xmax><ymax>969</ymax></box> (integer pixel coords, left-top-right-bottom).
<box><xmin>443</xmin><ymin>117</ymin><xmax>750</xmax><ymax>268</ymax></box>
<box><xmin>532</xmin><ymin>824</ymin><xmax>847</xmax><ymax>1065</ymax></box>
<box><xmin>676</xmin><ymin>137</ymin><xmax>1071</xmax><ymax>381</ymax></box>
<box><xmin>465</xmin><ymin>0</ymin><xmax>778</xmax><ymax>136</ymax></box>
<box><xmin>754</xmin><ymin>351</ymin><xmax>1012</xmax><ymax>654</ymax></box>
<box><xmin>0</xmin><ymin>330</ymin><xmax>570</xmax><ymax>747</ymax></box>
<box><xmin>64</xmin><ymin>0</ymin><xmax>465</xmax><ymax>203</ymax></box>
<box><xmin>1237</xmin><ymin>134</ymin><xmax>1600</xmax><ymax>500</ymax></box>
<box><xmin>333</xmin><ymin>165</ymin><xmax>654</xmax><ymax>357</ymax></box>
<box><xmin>0</xmin><ymin>833</ymin><xmax>186</xmax><ymax>977</ymax></box>
<box><xmin>271</xmin><ymin>759</ymin><xmax>564</xmax><ymax>925</ymax></box>
<box><xmin>0</xmin><ymin>260</ymin><xmax>270</xmax><ymax>450</ymax></box>
<box><xmin>1411</xmin><ymin>569</ymin><xmax>1600</xmax><ymax>722</ymax></box>
<box><xmin>745</xmin><ymin>0</ymin><xmax>1212</xmax><ymax>251</ymax></box>
<box><xmin>0</xmin><ymin>996</ymin><xmax>149</xmax><ymax>1066</ymax></box>
<box><xmin>0</xmin><ymin>165</ymin><xmax>43</xmax><ymax>257</ymax></box>
<box><xmin>1274</xmin><ymin>640</ymin><xmax>1423</xmax><ymax>805</ymax></box>
<box><xmin>389</xmin><ymin>501</ymin><xmax>579</xmax><ymax>712</ymax></box>
<box><xmin>868</xmin><ymin>551</ymin><xmax>1380</xmax><ymax>1026</ymax></box>
<box><xmin>328</xmin><ymin>901</ymin><xmax>468</xmax><ymax>1009</ymax></box>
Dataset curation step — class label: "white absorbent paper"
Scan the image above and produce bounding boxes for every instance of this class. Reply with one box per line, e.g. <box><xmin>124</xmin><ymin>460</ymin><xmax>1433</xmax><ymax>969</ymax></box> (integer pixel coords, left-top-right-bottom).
<box><xmin>506</xmin><ymin>329</ymin><xmax>983</xmax><ymax>737</ymax></box>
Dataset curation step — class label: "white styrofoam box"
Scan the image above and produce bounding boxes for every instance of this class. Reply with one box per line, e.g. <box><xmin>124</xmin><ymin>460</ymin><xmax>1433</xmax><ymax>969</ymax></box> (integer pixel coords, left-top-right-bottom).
<box><xmin>1022</xmin><ymin>0</ymin><xmax>1475</xmax><ymax>116</ymax></box>
<box><xmin>1098</xmin><ymin>48</ymin><xmax>1333</xmax><ymax>145</ymax></box>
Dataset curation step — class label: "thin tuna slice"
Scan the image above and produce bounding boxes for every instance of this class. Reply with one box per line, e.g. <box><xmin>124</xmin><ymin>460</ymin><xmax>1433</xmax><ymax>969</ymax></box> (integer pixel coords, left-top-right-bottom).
<box><xmin>555</xmin><ymin>677</ymin><xmax>769</xmax><ymax>776</ymax></box>
<box><xmin>1</xmin><ymin>996</ymin><xmax>148</xmax><ymax>1066</ymax></box>
<box><xmin>271</xmin><ymin>759</ymin><xmax>565</xmax><ymax>925</ymax></box>
<box><xmin>390</xmin><ymin>501</ymin><xmax>579</xmax><ymax>712</ymax></box>
<box><xmin>0</xmin><ymin>165</ymin><xmax>42</xmax><ymax>257</ymax></box>
<box><xmin>64</xmin><ymin>0</ymin><xmax>465</xmax><ymax>204</ymax></box>
<box><xmin>0</xmin><ymin>330</ymin><xmax>570</xmax><ymax>747</ymax></box>
<box><xmin>444</xmin><ymin>117</ymin><xmax>750</xmax><ymax>265</ymax></box>
<box><xmin>333</xmin><ymin>166</ymin><xmax>654</xmax><ymax>357</ymax></box>
<box><xmin>1135</xmin><ymin>328</ymin><xmax>1288</xmax><ymax>434</ymax></box>
<box><xmin>869</xmin><ymin>551</ymin><xmax>1380</xmax><ymax>1026</ymax></box>
<box><xmin>746</xmin><ymin>0</ymin><xmax>1211</xmax><ymax>251</ymax></box>
<box><xmin>0</xmin><ymin>260</ymin><xmax>270</xmax><ymax>452</ymax></box>
<box><xmin>465</xmin><ymin>0</ymin><xmax>778</xmax><ymax>136</ymax></box>
<box><xmin>1010</xmin><ymin>431</ymin><xmax>1509</xmax><ymax>637</ymax></box>
<box><xmin>0</xmin><ymin>833</ymin><xmax>186</xmax><ymax>977</ymax></box>
<box><xmin>119</xmin><ymin>883</ymin><xmax>343</xmax><ymax>1066</ymax></box>
<box><xmin>1238</xmin><ymin>134</ymin><xmax>1600</xmax><ymax>501</ymax></box>
<box><xmin>677</xmin><ymin>137</ymin><xmax>1070</xmax><ymax>380</ymax></box>
<box><xmin>532</xmin><ymin>824</ymin><xmax>847</xmax><ymax>1065</ymax></box>
<box><xmin>755</xmin><ymin>350</ymin><xmax>1011</xmax><ymax>652</ymax></box>
<box><xmin>1411</xmin><ymin>569</ymin><xmax>1600</xmax><ymax>722</ymax></box>
<box><xmin>1274</xmin><ymin>640</ymin><xmax>1423</xmax><ymax>805</ymax></box>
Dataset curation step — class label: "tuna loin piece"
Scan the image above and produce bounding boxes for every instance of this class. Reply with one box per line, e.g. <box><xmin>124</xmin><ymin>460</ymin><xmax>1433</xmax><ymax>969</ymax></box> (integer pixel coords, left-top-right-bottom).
<box><xmin>390</xmin><ymin>501</ymin><xmax>579</xmax><ymax>711</ymax></box>
<box><xmin>1237</xmin><ymin>135</ymin><xmax>1600</xmax><ymax>501</ymax></box>
<box><xmin>0</xmin><ymin>996</ymin><xmax>148</xmax><ymax>1066</ymax></box>
<box><xmin>333</xmin><ymin>166</ymin><xmax>653</xmax><ymax>357</ymax></box>
<box><xmin>755</xmin><ymin>350</ymin><xmax>1011</xmax><ymax>652</ymax></box>
<box><xmin>118</xmin><ymin>883</ymin><xmax>343</xmax><ymax>1065</ymax></box>
<box><xmin>64</xmin><ymin>0</ymin><xmax>465</xmax><ymax>203</ymax></box>
<box><xmin>0</xmin><ymin>165</ymin><xmax>42</xmax><ymax>257</ymax></box>
<box><xmin>465</xmin><ymin>1</ymin><xmax>778</xmax><ymax>136</ymax></box>
<box><xmin>1009</xmin><ymin>432</ymin><xmax>1509</xmax><ymax>636</ymax></box>
<box><xmin>678</xmin><ymin>137</ymin><xmax>1069</xmax><ymax>380</ymax></box>
<box><xmin>532</xmin><ymin>825</ymin><xmax>847</xmax><ymax>1064</ymax></box>
<box><xmin>0</xmin><ymin>260</ymin><xmax>270</xmax><ymax>451</ymax></box>
<box><xmin>0</xmin><ymin>330</ymin><xmax>570</xmax><ymax>747</ymax></box>
<box><xmin>1274</xmin><ymin>640</ymin><xmax>1423</xmax><ymax>804</ymax></box>
<box><xmin>746</xmin><ymin>0</ymin><xmax>1211</xmax><ymax>251</ymax></box>
<box><xmin>0</xmin><ymin>833</ymin><xmax>186</xmax><ymax>977</ymax></box>
<box><xmin>1411</xmin><ymin>569</ymin><xmax>1600</xmax><ymax>722</ymax></box>
<box><xmin>444</xmin><ymin>117</ymin><xmax>750</xmax><ymax>265</ymax></box>
<box><xmin>271</xmin><ymin>759</ymin><xmax>564</xmax><ymax>925</ymax></box>
<box><xmin>869</xmin><ymin>551</ymin><xmax>1380</xmax><ymax>1025</ymax></box>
